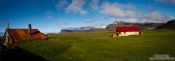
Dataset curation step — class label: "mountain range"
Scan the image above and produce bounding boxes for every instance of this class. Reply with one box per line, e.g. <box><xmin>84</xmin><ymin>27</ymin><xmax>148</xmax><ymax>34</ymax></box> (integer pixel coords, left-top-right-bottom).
<box><xmin>105</xmin><ymin>21</ymin><xmax>163</xmax><ymax>31</ymax></box>
<box><xmin>156</xmin><ymin>20</ymin><xmax>175</xmax><ymax>30</ymax></box>
<box><xmin>61</xmin><ymin>19</ymin><xmax>175</xmax><ymax>32</ymax></box>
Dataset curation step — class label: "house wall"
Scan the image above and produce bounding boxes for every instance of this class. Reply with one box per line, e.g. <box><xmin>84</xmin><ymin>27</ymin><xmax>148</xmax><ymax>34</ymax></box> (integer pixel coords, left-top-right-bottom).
<box><xmin>118</xmin><ymin>31</ymin><xmax>140</xmax><ymax>36</ymax></box>
<box><xmin>4</xmin><ymin>31</ymin><xmax>14</xmax><ymax>46</ymax></box>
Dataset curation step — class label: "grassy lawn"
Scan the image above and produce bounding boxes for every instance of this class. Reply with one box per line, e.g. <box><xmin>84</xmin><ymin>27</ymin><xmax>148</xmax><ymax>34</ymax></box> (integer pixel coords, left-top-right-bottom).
<box><xmin>16</xmin><ymin>30</ymin><xmax>175</xmax><ymax>61</ymax></box>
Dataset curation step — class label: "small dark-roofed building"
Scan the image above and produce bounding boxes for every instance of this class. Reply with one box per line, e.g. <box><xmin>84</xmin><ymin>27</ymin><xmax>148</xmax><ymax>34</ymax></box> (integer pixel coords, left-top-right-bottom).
<box><xmin>2</xmin><ymin>24</ymin><xmax>48</xmax><ymax>46</ymax></box>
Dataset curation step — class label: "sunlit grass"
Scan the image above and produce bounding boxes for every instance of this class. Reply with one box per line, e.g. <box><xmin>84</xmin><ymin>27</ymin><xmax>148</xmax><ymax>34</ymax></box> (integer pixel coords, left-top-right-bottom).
<box><xmin>17</xmin><ymin>30</ymin><xmax>175</xmax><ymax>61</ymax></box>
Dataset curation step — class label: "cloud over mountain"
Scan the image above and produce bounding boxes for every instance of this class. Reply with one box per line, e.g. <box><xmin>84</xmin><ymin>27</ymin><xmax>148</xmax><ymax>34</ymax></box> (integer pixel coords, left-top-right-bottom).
<box><xmin>140</xmin><ymin>11</ymin><xmax>167</xmax><ymax>23</ymax></box>
<box><xmin>101</xmin><ymin>2</ymin><xmax>136</xmax><ymax>18</ymax></box>
<box><xmin>64</xmin><ymin>0</ymin><xmax>173</xmax><ymax>23</ymax></box>
<box><xmin>82</xmin><ymin>19</ymin><xmax>94</xmax><ymax>23</ymax></box>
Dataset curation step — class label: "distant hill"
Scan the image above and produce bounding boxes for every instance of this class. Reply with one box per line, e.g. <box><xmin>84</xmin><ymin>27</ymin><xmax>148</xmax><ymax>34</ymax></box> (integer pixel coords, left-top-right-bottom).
<box><xmin>105</xmin><ymin>21</ymin><xmax>163</xmax><ymax>31</ymax></box>
<box><xmin>61</xmin><ymin>21</ymin><xmax>165</xmax><ymax>32</ymax></box>
<box><xmin>105</xmin><ymin>24</ymin><xmax>118</xmax><ymax>31</ymax></box>
<box><xmin>156</xmin><ymin>20</ymin><xmax>175</xmax><ymax>30</ymax></box>
<box><xmin>60</xmin><ymin>25</ymin><xmax>108</xmax><ymax>33</ymax></box>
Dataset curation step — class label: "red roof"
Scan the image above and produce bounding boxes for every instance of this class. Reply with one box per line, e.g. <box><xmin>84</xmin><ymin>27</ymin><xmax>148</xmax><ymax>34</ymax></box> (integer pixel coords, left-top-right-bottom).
<box><xmin>116</xmin><ymin>26</ymin><xmax>140</xmax><ymax>32</ymax></box>
<box><xmin>7</xmin><ymin>29</ymin><xmax>48</xmax><ymax>41</ymax></box>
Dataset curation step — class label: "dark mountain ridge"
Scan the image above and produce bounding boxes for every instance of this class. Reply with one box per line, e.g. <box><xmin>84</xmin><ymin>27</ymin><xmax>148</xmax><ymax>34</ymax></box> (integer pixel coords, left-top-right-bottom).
<box><xmin>156</xmin><ymin>20</ymin><xmax>175</xmax><ymax>30</ymax></box>
<box><xmin>105</xmin><ymin>22</ymin><xmax>163</xmax><ymax>31</ymax></box>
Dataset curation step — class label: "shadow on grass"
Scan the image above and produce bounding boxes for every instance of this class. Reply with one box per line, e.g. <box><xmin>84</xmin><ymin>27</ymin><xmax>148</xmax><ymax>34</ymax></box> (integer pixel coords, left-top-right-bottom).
<box><xmin>1</xmin><ymin>47</ymin><xmax>48</xmax><ymax>61</ymax></box>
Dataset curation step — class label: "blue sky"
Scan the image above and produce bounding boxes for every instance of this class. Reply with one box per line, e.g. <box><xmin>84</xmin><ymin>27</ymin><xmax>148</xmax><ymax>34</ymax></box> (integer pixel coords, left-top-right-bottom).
<box><xmin>0</xmin><ymin>0</ymin><xmax>175</xmax><ymax>33</ymax></box>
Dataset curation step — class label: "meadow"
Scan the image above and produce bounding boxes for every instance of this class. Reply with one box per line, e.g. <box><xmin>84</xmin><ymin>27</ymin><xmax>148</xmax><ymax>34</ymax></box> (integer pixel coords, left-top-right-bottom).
<box><xmin>6</xmin><ymin>30</ymin><xmax>175</xmax><ymax>61</ymax></box>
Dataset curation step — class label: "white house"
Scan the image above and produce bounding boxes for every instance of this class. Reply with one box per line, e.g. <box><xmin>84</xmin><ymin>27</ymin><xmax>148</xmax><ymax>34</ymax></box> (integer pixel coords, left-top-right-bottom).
<box><xmin>116</xmin><ymin>26</ymin><xmax>141</xmax><ymax>36</ymax></box>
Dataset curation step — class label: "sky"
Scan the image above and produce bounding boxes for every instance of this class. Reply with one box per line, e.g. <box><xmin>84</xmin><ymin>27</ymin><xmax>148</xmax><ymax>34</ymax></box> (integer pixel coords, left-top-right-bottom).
<box><xmin>0</xmin><ymin>0</ymin><xmax>175</xmax><ymax>33</ymax></box>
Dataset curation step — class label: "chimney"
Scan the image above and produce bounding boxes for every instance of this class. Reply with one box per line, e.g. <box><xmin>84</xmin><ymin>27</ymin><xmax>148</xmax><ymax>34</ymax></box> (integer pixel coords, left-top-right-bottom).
<box><xmin>28</xmin><ymin>24</ymin><xmax>32</xmax><ymax>35</ymax></box>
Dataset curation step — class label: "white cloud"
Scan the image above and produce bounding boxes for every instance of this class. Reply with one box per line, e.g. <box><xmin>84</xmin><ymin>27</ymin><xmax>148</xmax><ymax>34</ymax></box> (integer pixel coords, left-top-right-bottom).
<box><xmin>94</xmin><ymin>24</ymin><xmax>107</xmax><ymax>29</ymax></box>
<box><xmin>101</xmin><ymin>1</ymin><xmax>169</xmax><ymax>23</ymax></box>
<box><xmin>46</xmin><ymin>15</ymin><xmax>53</xmax><ymax>19</ymax></box>
<box><xmin>156</xmin><ymin>0</ymin><xmax>175</xmax><ymax>5</ymax></box>
<box><xmin>112</xmin><ymin>11</ymin><xmax>168</xmax><ymax>23</ymax></box>
<box><xmin>141</xmin><ymin>11</ymin><xmax>167</xmax><ymax>23</ymax></box>
<box><xmin>125</xmin><ymin>10</ymin><xmax>135</xmax><ymax>17</ymax></box>
<box><xmin>169</xmin><ymin>16</ymin><xmax>175</xmax><ymax>20</ymax></box>
<box><xmin>102</xmin><ymin>2</ymin><xmax>164</xmax><ymax>23</ymax></box>
<box><xmin>90</xmin><ymin>0</ymin><xmax>99</xmax><ymax>10</ymax></box>
<box><xmin>125</xmin><ymin>18</ymin><xmax>139</xmax><ymax>23</ymax></box>
<box><xmin>55</xmin><ymin>0</ymin><xmax>68</xmax><ymax>9</ymax></box>
<box><xmin>66</xmin><ymin>0</ymin><xmax>87</xmax><ymax>15</ymax></box>
<box><xmin>101</xmin><ymin>2</ymin><xmax>136</xmax><ymax>18</ymax></box>
<box><xmin>57</xmin><ymin>19</ymin><xmax>69</xmax><ymax>29</ymax></box>
<box><xmin>58</xmin><ymin>20</ymin><xmax>68</xmax><ymax>26</ymax></box>
<box><xmin>83</xmin><ymin>19</ymin><xmax>94</xmax><ymax>23</ymax></box>
<box><xmin>64</xmin><ymin>0</ymin><xmax>171</xmax><ymax>23</ymax></box>
<box><xmin>45</xmin><ymin>10</ymin><xmax>53</xmax><ymax>19</ymax></box>
<box><xmin>114</xmin><ymin>18</ymin><xmax>140</xmax><ymax>23</ymax></box>
<box><xmin>101</xmin><ymin>3</ymin><xmax>125</xmax><ymax>18</ymax></box>
<box><xmin>170</xmin><ymin>16</ymin><xmax>175</xmax><ymax>19</ymax></box>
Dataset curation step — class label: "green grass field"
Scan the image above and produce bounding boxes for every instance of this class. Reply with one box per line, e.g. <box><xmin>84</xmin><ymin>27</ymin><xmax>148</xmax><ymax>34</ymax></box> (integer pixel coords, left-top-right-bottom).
<box><xmin>16</xmin><ymin>30</ymin><xmax>175</xmax><ymax>61</ymax></box>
